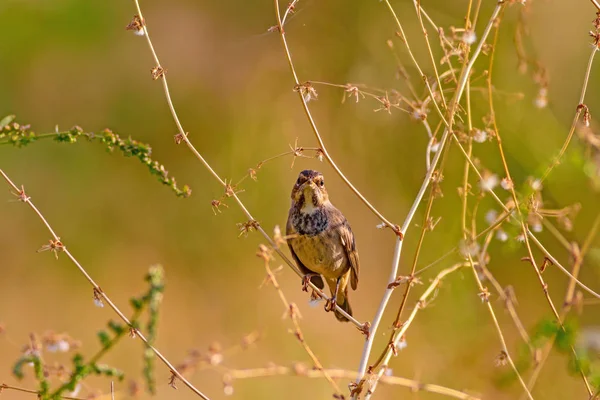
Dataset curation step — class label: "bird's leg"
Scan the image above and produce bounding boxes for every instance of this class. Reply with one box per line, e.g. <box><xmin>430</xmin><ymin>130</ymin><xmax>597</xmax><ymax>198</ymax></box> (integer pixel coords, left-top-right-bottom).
<box><xmin>325</xmin><ymin>277</ymin><xmax>341</xmax><ymax>312</ymax></box>
<box><xmin>301</xmin><ymin>273</ymin><xmax>320</xmax><ymax>292</ymax></box>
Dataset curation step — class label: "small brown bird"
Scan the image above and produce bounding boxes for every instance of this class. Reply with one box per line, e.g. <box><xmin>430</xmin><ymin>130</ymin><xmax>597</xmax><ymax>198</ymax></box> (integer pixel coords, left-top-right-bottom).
<box><xmin>286</xmin><ymin>170</ymin><xmax>359</xmax><ymax>322</ymax></box>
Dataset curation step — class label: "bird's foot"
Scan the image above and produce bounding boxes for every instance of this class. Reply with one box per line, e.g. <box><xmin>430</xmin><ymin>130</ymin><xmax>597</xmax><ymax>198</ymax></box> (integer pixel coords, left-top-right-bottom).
<box><xmin>301</xmin><ymin>274</ymin><xmax>318</xmax><ymax>292</ymax></box>
<box><xmin>325</xmin><ymin>296</ymin><xmax>337</xmax><ymax>312</ymax></box>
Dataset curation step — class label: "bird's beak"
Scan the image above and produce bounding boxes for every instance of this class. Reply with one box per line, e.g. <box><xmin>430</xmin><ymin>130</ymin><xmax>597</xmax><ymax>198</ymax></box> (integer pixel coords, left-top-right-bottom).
<box><xmin>301</xmin><ymin>181</ymin><xmax>317</xmax><ymax>201</ymax></box>
<box><xmin>302</xmin><ymin>181</ymin><xmax>316</xmax><ymax>194</ymax></box>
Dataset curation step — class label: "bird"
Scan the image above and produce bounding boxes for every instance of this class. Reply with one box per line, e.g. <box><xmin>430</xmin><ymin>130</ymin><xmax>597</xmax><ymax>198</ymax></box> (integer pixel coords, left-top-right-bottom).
<box><xmin>286</xmin><ymin>169</ymin><xmax>359</xmax><ymax>322</ymax></box>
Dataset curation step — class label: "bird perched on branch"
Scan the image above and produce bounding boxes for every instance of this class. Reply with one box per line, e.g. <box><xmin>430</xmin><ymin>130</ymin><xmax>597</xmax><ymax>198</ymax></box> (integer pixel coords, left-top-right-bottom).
<box><xmin>286</xmin><ymin>169</ymin><xmax>360</xmax><ymax>322</ymax></box>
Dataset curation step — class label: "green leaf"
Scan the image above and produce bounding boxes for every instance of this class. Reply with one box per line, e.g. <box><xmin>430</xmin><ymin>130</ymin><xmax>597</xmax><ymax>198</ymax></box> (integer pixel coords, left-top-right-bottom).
<box><xmin>0</xmin><ymin>115</ymin><xmax>15</xmax><ymax>128</ymax></box>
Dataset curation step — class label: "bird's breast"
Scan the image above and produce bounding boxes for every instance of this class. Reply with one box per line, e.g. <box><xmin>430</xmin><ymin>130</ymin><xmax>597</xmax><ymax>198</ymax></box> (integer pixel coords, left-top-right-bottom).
<box><xmin>291</xmin><ymin>207</ymin><xmax>328</xmax><ymax>236</ymax></box>
<box><xmin>289</xmin><ymin>228</ymin><xmax>348</xmax><ymax>278</ymax></box>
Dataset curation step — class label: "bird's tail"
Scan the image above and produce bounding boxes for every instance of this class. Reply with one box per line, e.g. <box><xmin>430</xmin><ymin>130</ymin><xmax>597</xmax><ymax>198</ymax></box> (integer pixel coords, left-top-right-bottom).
<box><xmin>334</xmin><ymin>287</ymin><xmax>352</xmax><ymax>322</ymax></box>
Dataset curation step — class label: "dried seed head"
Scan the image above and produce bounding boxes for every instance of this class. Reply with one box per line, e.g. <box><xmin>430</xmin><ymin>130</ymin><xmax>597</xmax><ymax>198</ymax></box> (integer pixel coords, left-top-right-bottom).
<box><xmin>125</xmin><ymin>15</ymin><xmax>145</xmax><ymax>36</ymax></box>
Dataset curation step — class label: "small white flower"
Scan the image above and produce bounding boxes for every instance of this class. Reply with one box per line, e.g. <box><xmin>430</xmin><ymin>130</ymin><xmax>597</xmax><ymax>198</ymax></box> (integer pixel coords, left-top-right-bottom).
<box><xmin>500</xmin><ymin>177</ymin><xmax>513</xmax><ymax>190</ymax></box>
<box><xmin>485</xmin><ymin>209</ymin><xmax>498</xmax><ymax>225</ymax></box>
<box><xmin>134</xmin><ymin>29</ymin><xmax>145</xmax><ymax>37</ymax></box>
<box><xmin>376</xmin><ymin>222</ymin><xmax>386</xmax><ymax>229</ymax></box>
<box><xmin>531</xmin><ymin>222</ymin><xmax>543</xmax><ymax>233</ymax></box>
<box><xmin>534</xmin><ymin>88</ymin><xmax>548</xmax><ymax>109</ymax></box>
<box><xmin>516</xmin><ymin>233</ymin><xmax>526</xmax><ymax>242</ymax></box>
<box><xmin>479</xmin><ymin>174</ymin><xmax>499</xmax><ymax>192</ymax></box>
<box><xmin>496</xmin><ymin>229</ymin><xmax>508</xmax><ymax>242</ymax></box>
<box><xmin>430</xmin><ymin>141</ymin><xmax>440</xmax><ymax>153</ymax></box>
<box><xmin>94</xmin><ymin>298</ymin><xmax>104</xmax><ymax>308</ymax></box>
<box><xmin>224</xmin><ymin>385</ymin><xmax>234</xmax><ymax>396</ymax></box>
<box><xmin>384</xmin><ymin>368</ymin><xmax>393</xmax><ymax>376</ymax></box>
<box><xmin>530</xmin><ymin>179</ymin><xmax>543</xmax><ymax>191</ymax></box>
<box><xmin>47</xmin><ymin>340</ymin><xmax>70</xmax><ymax>353</ymax></box>
<box><xmin>473</xmin><ymin>129</ymin><xmax>487</xmax><ymax>143</ymax></box>
<box><xmin>462</xmin><ymin>30</ymin><xmax>477</xmax><ymax>45</ymax></box>
<box><xmin>209</xmin><ymin>353</ymin><xmax>223</xmax><ymax>366</ymax></box>
<box><xmin>397</xmin><ymin>338</ymin><xmax>407</xmax><ymax>351</ymax></box>
<box><xmin>459</xmin><ymin>239</ymin><xmax>481</xmax><ymax>258</ymax></box>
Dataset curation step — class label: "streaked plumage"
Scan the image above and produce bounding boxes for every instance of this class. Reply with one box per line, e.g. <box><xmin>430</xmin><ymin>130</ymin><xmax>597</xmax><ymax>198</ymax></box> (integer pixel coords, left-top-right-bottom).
<box><xmin>286</xmin><ymin>170</ymin><xmax>359</xmax><ymax>322</ymax></box>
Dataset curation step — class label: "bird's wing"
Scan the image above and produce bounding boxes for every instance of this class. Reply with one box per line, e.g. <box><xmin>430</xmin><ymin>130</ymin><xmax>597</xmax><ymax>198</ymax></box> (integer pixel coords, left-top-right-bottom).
<box><xmin>286</xmin><ymin>213</ymin><xmax>325</xmax><ymax>290</ymax></box>
<box><xmin>339</xmin><ymin>220</ymin><xmax>360</xmax><ymax>290</ymax></box>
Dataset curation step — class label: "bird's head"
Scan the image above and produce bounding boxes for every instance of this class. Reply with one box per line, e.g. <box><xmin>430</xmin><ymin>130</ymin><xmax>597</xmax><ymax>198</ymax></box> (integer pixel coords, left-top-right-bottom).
<box><xmin>291</xmin><ymin>169</ymin><xmax>329</xmax><ymax>211</ymax></box>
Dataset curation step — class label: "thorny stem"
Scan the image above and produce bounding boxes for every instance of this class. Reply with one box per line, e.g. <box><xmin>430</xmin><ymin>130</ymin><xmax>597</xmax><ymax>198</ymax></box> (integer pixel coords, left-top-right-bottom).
<box><xmin>0</xmin><ymin>169</ymin><xmax>212</xmax><ymax>400</ymax></box>
<box><xmin>355</xmin><ymin>2</ymin><xmax>507</xmax><ymax>397</ymax></box>
<box><xmin>129</xmin><ymin>0</ymin><xmax>363</xmax><ymax>327</ymax></box>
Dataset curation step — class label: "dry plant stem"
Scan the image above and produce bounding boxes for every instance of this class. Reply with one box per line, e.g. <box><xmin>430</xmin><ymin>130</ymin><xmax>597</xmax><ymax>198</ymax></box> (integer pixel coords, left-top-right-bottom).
<box><xmin>524</xmin><ymin>214</ymin><xmax>600</xmax><ymax>393</ymax></box>
<box><xmin>413</xmin><ymin>0</ymin><xmax>448</xmax><ymax>110</ymax></box>
<box><xmin>477</xmin><ymin>228</ymin><xmax>534</xmax><ymax>351</ymax></box>
<box><xmin>0</xmin><ymin>384</ymin><xmax>83</xmax><ymax>400</ymax></box>
<box><xmin>466</xmin><ymin>256</ymin><xmax>534</xmax><ymax>400</ymax></box>
<box><xmin>457</xmin><ymin>95</ymin><xmax>532</xmax><ymax>399</ymax></box>
<box><xmin>363</xmin><ymin>263</ymin><xmax>471</xmax><ymax>400</ymax></box>
<box><xmin>592</xmin><ymin>0</ymin><xmax>600</xmax><ymax>11</ymax></box>
<box><xmin>226</xmin><ymin>367</ymin><xmax>480</xmax><ymax>400</ymax></box>
<box><xmin>382</xmin><ymin>0</ymin><xmax>448</xmax><ymax>126</ymax></box>
<box><xmin>450</xmin><ymin>134</ymin><xmax>600</xmax><ymax>300</ymax></box>
<box><xmin>354</xmin><ymin>2</ymin><xmax>506</xmax><ymax>394</ymax></box>
<box><xmin>391</xmin><ymin>184</ymin><xmax>437</xmax><ymax>329</ymax></box>
<box><xmin>487</xmin><ymin>16</ymin><xmax>592</xmax><ymax>393</ymax></box>
<box><xmin>263</xmin><ymin>260</ymin><xmax>342</xmax><ymax>396</ymax></box>
<box><xmin>540</xmin><ymin>45</ymin><xmax>598</xmax><ymax>182</ymax></box>
<box><xmin>129</xmin><ymin>0</ymin><xmax>361</xmax><ymax>327</ymax></box>
<box><xmin>447</xmin><ymin>107</ymin><xmax>594</xmax><ymax>396</ymax></box>
<box><xmin>0</xmin><ymin>169</ymin><xmax>212</xmax><ymax>400</ymax></box>
<box><xmin>273</xmin><ymin>1</ymin><xmax>395</xmax><ymax>230</ymax></box>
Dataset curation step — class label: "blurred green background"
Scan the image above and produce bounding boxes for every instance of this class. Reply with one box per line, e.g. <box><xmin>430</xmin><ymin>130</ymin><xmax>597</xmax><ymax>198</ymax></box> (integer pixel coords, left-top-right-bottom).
<box><xmin>1</xmin><ymin>0</ymin><xmax>600</xmax><ymax>399</ymax></box>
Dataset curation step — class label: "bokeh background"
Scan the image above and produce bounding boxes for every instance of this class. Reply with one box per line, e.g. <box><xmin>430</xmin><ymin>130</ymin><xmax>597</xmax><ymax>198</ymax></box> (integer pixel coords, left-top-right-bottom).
<box><xmin>1</xmin><ymin>0</ymin><xmax>600</xmax><ymax>399</ymax></box>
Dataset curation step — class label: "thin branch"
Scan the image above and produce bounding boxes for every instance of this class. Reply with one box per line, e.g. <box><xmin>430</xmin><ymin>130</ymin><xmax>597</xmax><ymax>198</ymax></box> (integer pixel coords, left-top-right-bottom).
<box><xmin>540</xmin><ymin>45</ymin><xmax>598</xmax><ymax>182</ymax></box>
<box><xmin>361</xmin><ymin>263</ymin><xmax>469</xmax><ymax>399</ymax></box>
<box><xmin>0</xmin><ymin>384</ymin><xmax>83</xmax><ymax>400</ymax></box>
<box><xmin>0</xmin><ymin>168</ymin><xmax>211</xmax><ymax>400</ymax></box>
<box><xmin>273</xmin><ymin>0</ymin><xmax>398</xmax><ymax>231</ymax></box>
<box><xmin>225</xmin><ymin>365</ymin><xmax>481</xmax><ymax>400</ymax></box>
<box><xmin>260</xmin><ymin>255</ymin><xmax>343</xmax><ymax>396</ymax></box>
<box><xmin>128</xmin><ymin>0</ymin><xmax>363</xmax><ymax>328</ymax></box>
<box><xmin>354</xmin><ymin>2</ymin><xmax>507</xmax><ymax>396</ymax></box>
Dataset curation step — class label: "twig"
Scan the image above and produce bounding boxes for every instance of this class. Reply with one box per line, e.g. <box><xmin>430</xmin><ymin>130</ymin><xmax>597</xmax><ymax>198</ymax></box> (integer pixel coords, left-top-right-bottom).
<box><xmin>261</xmin><ymin>255</ymin><xmax>343</xmax><ymax>396</ymax></box>
<box><xmin>540</xmin><ymin>44</ymin><xmax>598</xmax><ymax>182</ymax></box>
<box><xmin>354</xmin><ymin>2</ymin><xmax>507</xmax><ymax>396</ymax></box>
<box><xmin>524</xmin><ymin>217</ymin><xmax>600</xmax><ymax>392</ymax></box>
<box><xmin>0</xmin><ymin>384</ymin><xmax>83</xmax><ymax>400</ymax></box>
<box><xmin>127</xmin><ymin>0</ymin><xmax>363</xmax><ymax>328</ymax></box>
<box><xmin>0</xmin><ymin>169</ymin><xmax>211</xmax><ymax>400</ymax></box>
<box><xmin>225</xmin><ymin>365</ymin><xmax>481</xmax><ymax>400</ymax></box>
<box><xmin>272</xmin><ymin>0</ymin><xmax>397</xmax><ymax>231</ymax></box>
<box><xmin>361</xmin><ymin>263</ymin><xmax>469</xmax><ymax>399</ymax></box>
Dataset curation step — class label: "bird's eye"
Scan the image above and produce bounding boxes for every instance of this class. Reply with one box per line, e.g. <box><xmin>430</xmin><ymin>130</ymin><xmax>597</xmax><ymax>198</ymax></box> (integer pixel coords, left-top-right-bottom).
<box><xmin>319</xmin><ymin>179</ymin><xmax>324</xmax><ymax>187</ymax></box>
<box><xmin>296</xmin><ymin>177</ymin><xmax>302</xmax><ymax>185</ymax></box>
